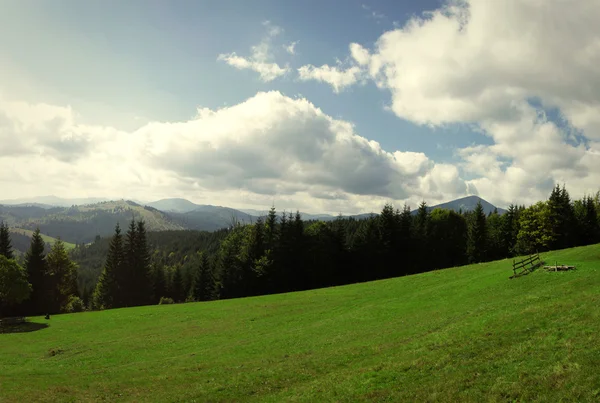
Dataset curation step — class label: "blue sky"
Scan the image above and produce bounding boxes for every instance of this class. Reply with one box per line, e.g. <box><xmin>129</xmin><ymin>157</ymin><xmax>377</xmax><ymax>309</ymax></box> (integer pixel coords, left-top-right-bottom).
<box><xmin>1</xmin><ymin>0</ymin><xmax>599</xmax><ymax>213</ymax></box>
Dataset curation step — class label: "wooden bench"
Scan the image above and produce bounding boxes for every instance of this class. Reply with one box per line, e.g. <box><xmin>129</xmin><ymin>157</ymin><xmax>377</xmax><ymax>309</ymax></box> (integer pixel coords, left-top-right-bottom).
<box><xmin>510</xmin><ymin>253</ymin><xmax>543</xmax><ymax>279</ymax></box>
<box><xmin>0</xmin><ymin>317</ymin><xmax>26</xmax><ymax>326</ymax></box>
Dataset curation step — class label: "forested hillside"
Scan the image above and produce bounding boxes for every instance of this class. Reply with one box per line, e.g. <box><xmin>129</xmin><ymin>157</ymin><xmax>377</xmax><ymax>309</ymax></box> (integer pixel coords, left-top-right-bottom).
<box><xmin>3</xmin><ymin>184</ymin><xmax>599</xmax><ymax>317</ymax></box>
<box><xmin>77</xmin><ymin>185</ymin><xmax>600</xmax><ymax>311</ymax></box>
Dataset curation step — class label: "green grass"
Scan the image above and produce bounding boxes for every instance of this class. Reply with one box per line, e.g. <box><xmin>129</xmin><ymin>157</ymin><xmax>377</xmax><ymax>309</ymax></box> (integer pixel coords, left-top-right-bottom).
<box><xmin>2</xmin><ymin>245</ymin><xmax>600</xmax><ymax>402</ymax></box>
<box><xmin>9</xmin><ymin>228</ymin><xmax>77</xmax><ymax>250</ymax></box>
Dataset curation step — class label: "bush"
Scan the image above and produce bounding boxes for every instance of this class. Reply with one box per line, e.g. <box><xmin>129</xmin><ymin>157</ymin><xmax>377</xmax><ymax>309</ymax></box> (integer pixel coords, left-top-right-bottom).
<box><xmin>64</xmin><ymin>295</ymin><xmax>85</xmax><ymax>313</ymax></box>
<box><xmin>159</xmin><ymin>297</ymin><xmax>174</xmax><ymax>305</ymax></box>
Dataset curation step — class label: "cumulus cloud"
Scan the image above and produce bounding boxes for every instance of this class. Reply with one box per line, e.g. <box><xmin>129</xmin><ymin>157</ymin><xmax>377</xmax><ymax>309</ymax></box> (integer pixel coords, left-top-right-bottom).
<box><xmin>0</xmin><ymin>92</ymin><xmax>465</xmax><ymax>213</ymax></box>
<box><xmin>217</xmin><ymin>21</ymin><xmax>291</xmax><ymax>82</ymax></box>
<box><xmin>301</xmin><ymin>0</ymin><xmax>600</xmax><ymax>207</ymax></box>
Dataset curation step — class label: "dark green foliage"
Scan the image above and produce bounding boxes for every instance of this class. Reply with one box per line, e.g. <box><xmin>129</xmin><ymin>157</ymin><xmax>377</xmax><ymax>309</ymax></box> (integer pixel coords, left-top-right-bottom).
<box><xmin>24</xmin><ymin>228</ymin><xmax>48</xmax><ymax>315</ymax></box>
<box><xmin>170</xmin><ymin>266</ymin><xmax>185</xmax><ymax>303</ymax></box>
<box><xmin>190</xmin><ymin>252</ymin><xmax>215</xmax><ymax>301</ymax></box>
<box><xmin>548</xmin><ymin>184</ymin><xmax>576</xmax><ymax>250</ymax></box>
<box><xmin>467</xmin><ymin>202</ymin><xmax>487</xmax><ymax>263</ymax></box>
<box><xmin>0</xmin><ymin>256</ymin><xmax>31</xmax><ymax>317</ymax></box>
<box><xmin>0</xmin><ymin>222</ymin><xmax>14</xmax><ymax>260</ymax></box>
<box><xmin>46</xmin><ymin>239</ymin><xmax>78</xmax><ymax>314</ymax></box>
<box><xmin>93</xmin><ymin>224</ymin><xmax>123</xmax><ymax>309</ymax></box>
<box><xmin>429</xmin><ymin>209</ymin><xmax>468</xmax><ymax>269</ymax></box>
<box><xmin>152</xmin><ymin>263</ymin><xmax>167</xmax><ymax>303</ymax></box>
<box><xmin>133</xmin><ymin>221</ymin><xmax>152</xmax><ymax>306</ymax></box>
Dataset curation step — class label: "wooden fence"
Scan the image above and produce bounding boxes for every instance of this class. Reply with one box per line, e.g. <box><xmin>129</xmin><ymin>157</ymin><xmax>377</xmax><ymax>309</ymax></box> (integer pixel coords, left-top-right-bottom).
<box><xmin>510</xmin><ymin>253</ymin><xmax>543</xmax><ymax>279</ymax></box>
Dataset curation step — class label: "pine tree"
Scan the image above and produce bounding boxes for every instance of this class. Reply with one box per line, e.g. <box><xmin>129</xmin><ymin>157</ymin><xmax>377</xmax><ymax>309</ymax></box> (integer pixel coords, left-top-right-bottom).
<box><xmin>0</xmin><ymin>222</ymin><xmax>14</xmax><ymax>260</ymax></box>
<box><xmin>122</xmin><ymin>219</ymin><xmax>138</xmax><ymax>307</ymax></box>
<box><xmin>93</xmin><ymin>223</ymin><xmax>123</xmax><ymax>309</ymax></box>
<box><xmin>151</xmin><ymin>263</ymin><xmax>167</xmax><ymax>303</ymax></box>
<box><xmin>46</xmin><ymin>239</ymin><xmax>78</xmax><ymax>313</ymax></box>
<box><xmin>191</xmin><ymin>252</ymin><xmax>215</xmax><ymax>301</ymax></box>
<box><xmin>467</xmin><ymin>201</ymin><xmax>488</xmax><ymax>263</ymax></box>
<box><xmin>171</xmin><ymin>266</ymin><xmax>185</xmax><ymax>303</ymax></box>
<box><xmin>24</xmin><ymin>228</ymin><xmax>48</xmax><ymax>315</ymax></box>
<box><xmin>265</xmin><ymin>206</ymin><xmax>278</xmax><ymax>250</ymax></box>
<box><xmin>134</xmin><ymin>220</ymin><xmax>152</xmax><ymax>306</ymax></box>
<box><xmin>413</xmin><ymin>201</ymin><xmax>431</xmax><ymax>271</ymax></box>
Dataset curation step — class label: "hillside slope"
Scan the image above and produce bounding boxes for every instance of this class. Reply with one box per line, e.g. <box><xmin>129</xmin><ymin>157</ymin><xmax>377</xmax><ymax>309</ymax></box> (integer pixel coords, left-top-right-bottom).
<box><xmin>0</xmin><ymin>200</ymin><xmax>184</xmax><ymax>246</ymax></box>
<box><xmin>2</xmin><ymin>245</ymin><xmax>599</xmax><ymax>402</ymax></box>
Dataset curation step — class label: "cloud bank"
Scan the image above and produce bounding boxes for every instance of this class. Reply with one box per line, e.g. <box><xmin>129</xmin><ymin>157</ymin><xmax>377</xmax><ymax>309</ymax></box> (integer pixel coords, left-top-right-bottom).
<box><xmin>299</xmin><ymin>0</ymin><xmax>600</xmax><ymax>206</ymax></box>
<box><xmin>0</xmin><ymin>91</ymin><xmax>464</xmax><ymax>214</ymax></box>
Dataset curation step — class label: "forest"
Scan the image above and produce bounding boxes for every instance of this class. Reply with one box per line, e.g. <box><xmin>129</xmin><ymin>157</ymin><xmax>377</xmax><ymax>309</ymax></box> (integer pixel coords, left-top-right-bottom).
<box><xmin>1</xmin><ymin>184</ymin><xmax>599</xmax><ymax>316</ymax></box>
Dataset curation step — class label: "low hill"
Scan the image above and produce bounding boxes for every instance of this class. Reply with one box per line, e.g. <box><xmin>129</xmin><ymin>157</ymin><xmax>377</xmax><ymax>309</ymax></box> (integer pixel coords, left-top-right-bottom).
<box><xmin>2</xmin><ymin>245</ymin><xmax>599</xmax><ymax>401</ymax></box>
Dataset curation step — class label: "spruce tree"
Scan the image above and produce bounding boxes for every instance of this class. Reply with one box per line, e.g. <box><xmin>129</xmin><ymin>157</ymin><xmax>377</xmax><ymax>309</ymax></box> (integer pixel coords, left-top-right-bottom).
<box><xmin>122</xmin><ymin>219</ymin><xmax>138</xmax><ymax>307</ymax></box>
<box><xmin>191</xmin><ymin>252</ymin><xmax>215</xmax><ymax>301</ymax></box>
<box><xmin>134</xmin><ymin>220</ymin><xmax>152</xmax><ymax>306</ymax></box>
<box><xmin>93</xmin><ymin>223</ymin><xmax>123</xmax><ymax>309</ymax></box>
<box><xmin>24</xmin><ymin>228</ymin><xmax>48</xmax><ymax>315</ymax></box>
<box><xmin>152</xmin><ymin>263</ymin><xmax>167</xmax><ymax>303</ymax></box>
<box><xmin>467</xmin><ymin>201</ymin><xmax>488</xmax><ymax>263</ymax></box>
<box><xmin>46</xmin><ymin>239</ymin><xmax>78</xmax><ymax>313</ymax></box>
<box><xmin>0</xmin><ymin>222</ymin><xmax>14</xmax><ymax>260</ymax></box>
<box><xmin>171</xmin><ymin>266</ymin><xmax>184</xmax><ymax>303</ymax></box>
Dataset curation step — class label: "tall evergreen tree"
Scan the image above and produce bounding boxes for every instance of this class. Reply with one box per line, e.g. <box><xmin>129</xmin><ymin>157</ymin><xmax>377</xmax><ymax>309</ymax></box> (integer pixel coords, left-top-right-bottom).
<box><xmin>93</xmin><ymin>223</ymin><xmax>123</xmax><ymax>309</ymax></box>
<box><xmin>121</xmin><ymin>219</ymin><xmax>138</xmax><ymax>307</ymax></box>
<box><xmin>151</xmin><ymin>263</ymin><xmax>167</xmax><ymax>303</ymax></box>
<box><xmin>171</xmin><ymin>266</ymin><xmax>185</xmax><ymax>303</ymax></box>
<box><xmin>467</xmin><ymin>202</ymin><xmax>488</xmax><ymax>263</ymax></box>
<box><xmin>413</xmin><ymin>201</ymin><xmax>430</xmax><ymax>271</ymax></box>
<box><xmin>133</xmin><ymin>220</ymin><xmax>152</xmax><ymax>306</ymax></box>
<box><xmin>0</xmin><ymin>222</ymin><xmax>14</xmax><ymax>260</ymax></box>
<box><xmin>24</xmin><ymin>228</ymin><xmax>48</xmax><ymax>315</ymax></box>
<box><xmin>46</xmin><ymin>239</ymin><xmax>78</xmax><ymax>313</ymax></box>
<box><xmin>191</xmin><ymin>252</ymin><xmax>215</xmax><ymax>301</ymax></box>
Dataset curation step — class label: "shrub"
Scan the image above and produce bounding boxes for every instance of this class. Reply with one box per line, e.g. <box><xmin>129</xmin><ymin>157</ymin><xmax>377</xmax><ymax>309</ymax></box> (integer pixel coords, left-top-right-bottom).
<box><xmin>64</xmin><ymin>295</ymin><xmax>85</xmax><ymax>313</ymax></box>
<box><xmin>159</xmin><ymin>297</ymin><xmax>174</xmax><ymax>305</ymax></box>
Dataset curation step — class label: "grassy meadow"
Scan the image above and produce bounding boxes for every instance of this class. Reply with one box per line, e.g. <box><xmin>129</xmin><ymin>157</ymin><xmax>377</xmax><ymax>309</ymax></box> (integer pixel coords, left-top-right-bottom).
<box><xmin>1</xmin><ymin>245</ymin><xmax>600</xmax><ymax>402</ymax></box>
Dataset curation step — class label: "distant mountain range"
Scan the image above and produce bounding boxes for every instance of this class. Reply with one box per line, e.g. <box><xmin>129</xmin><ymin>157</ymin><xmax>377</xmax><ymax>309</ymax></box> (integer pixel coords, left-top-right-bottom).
<box><xmin>1</xmin><ymin>195</ymin><xmax>504</xmax><ymax>253</ymax></box>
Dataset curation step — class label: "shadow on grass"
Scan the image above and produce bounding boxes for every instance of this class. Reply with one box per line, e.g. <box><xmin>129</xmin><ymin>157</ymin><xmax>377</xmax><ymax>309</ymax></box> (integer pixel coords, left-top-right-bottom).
<box><xmin>0</xmin><ymin>322</ymin><xmax>49</xmax><ymax>334</ymax></box>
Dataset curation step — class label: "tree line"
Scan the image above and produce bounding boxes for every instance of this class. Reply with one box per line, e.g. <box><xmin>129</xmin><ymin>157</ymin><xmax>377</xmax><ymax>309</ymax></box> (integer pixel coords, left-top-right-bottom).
<box><xmin>2</xmin><ymin>185</ymin><xmax>600</xmax><ymax>315</ymax></box>
<box><xmin>0</xmin><ymin>223</ymin><xmax>80</xmax><ymax>318</ymax></box>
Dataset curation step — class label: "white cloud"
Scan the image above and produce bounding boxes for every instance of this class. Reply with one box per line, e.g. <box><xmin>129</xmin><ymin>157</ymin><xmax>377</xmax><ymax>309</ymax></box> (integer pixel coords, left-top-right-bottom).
<box><xmin>297</xmin><ymin>42</ymin><xmax>371</xmax><ymax>93</ymax></box>
<box><xmin>0</xmin><ymin>92</ymin><xmax>466</xmax><ymax>214</ymax></box>
<box><xmin>284</xmin><ymin>41</ymin><xmax>298</xmax><ymax>55</ymax></box>
<box><xmin>302</xmin><ymin>0</ymin><xmax>600</xmax><ymax>207</ymax></box>
<box><xmin>297</xmin><ymin>64</ymin><xmax>363</xmax><ymax>93</ymax></box>
<box><xmin>218</xmin><ymin>21</ymin><xmax>291</xmax><ymax>82</ymax></box>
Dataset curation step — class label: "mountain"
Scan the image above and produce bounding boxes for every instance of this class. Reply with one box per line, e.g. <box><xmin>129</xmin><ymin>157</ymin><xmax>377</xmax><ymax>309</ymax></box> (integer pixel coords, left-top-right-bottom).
<box><xmin>146</xmin><ymin>198</ymin><xmax>203</xmax><ymax>213</ymax></box>
<box><xmin>0</xmin><ymin>200</ymin><xmax>185</xmax><ymax>249</ymax></box>
<box><xmin>0</xmin><ymin>195</ymin><xmax>108</xmax><ymax>207</ymax></box>
<box><xmin>413</xmin><ymin>195</ymin><xmax>506</xmax><ymax>215</ymax></box>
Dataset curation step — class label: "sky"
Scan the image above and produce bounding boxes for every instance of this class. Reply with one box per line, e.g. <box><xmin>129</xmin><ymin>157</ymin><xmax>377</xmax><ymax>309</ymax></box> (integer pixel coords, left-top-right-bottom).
<box><xmin>1</xmin><ymin>0</ymin><xmax>600</xmax><ymax>214</ymax></box>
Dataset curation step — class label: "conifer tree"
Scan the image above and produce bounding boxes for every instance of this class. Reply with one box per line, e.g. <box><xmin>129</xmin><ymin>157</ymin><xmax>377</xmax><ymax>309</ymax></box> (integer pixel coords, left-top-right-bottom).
<box><xmin>46</xmin><ymin>238</ymin><xmax>78</xmax><ymax>313</ymax></box>
<box><xmin>467</xmin><ymin>201</ymin><xmax>488</xmax><ymax>263</ymax></box>
<box><xmin>122</xmin><ymin>219</ymin><xmax>138</xmax><ymax>307</ymax></box>
<box><xmin>0</xmin><ymin>222</ymin><xmax>14</xmax><ymax>260</ymax></box>
<box><xmin>171</xmin><ymin>266</ymin><xmax>185</xmax><ymax>303</ymax></box>
<box><xmin>191</xmin><ymin>252</ymin><xmax>215</xmax><ymax>301</ymax></box>
<box><xmin>24</xmin><ymin>228</ymin><xmax>48</xmax><ymax>315</ymax></box>
<box><xmin>93</xmin><ymin>223</ymin><xmax>123</xmax><ymax>309</ymax></box>
<box><xmin>133</xmin><ymin>220</ymin><xmax>152</xmax><ymax>306</ymax></box>
<box><xmin>152</xmin><ymin>263</ymin><xmax>167</xmax><ymax>303</ymax></box>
